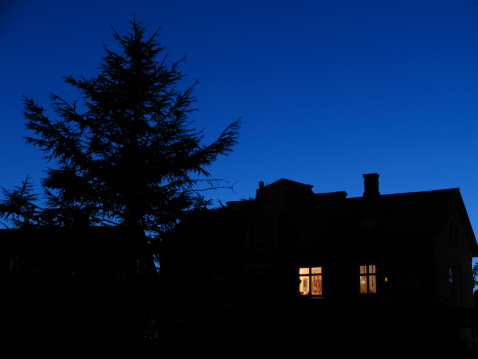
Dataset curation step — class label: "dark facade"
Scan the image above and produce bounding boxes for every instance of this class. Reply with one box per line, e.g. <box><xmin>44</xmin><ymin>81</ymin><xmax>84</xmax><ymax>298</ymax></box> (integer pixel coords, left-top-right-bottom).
<box><xmin>160</xmin><ymin>174</ymin><xmax>478</xmax><ymax>357</ymax></box>
<box><xmin>0</xmin><ymin>226</ymin><xmax>159</xmax><ymax>357</ymax></box>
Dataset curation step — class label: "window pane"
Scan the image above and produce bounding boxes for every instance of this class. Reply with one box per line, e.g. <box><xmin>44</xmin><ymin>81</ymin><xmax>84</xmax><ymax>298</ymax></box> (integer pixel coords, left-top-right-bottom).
<box><xmin>311</xmin><ymin>275</ymin><xmax>322</xmax><ymax>295</ymax></box>
<box><xmin>360</xmin><ymin>276</ymin><xmax>368</xmax><ymax>293</ymax></box>
<box><xmin>360</xmin><ymin>264</ymin><xmax>377</xmax><ymax>294</ymax></box>
<box><xmin>369</xmin><ymin>275</ymin><xmax>377</xmax><ymax>293</ymax></box>
<box><xmin>299</xmin><ymin>267</ymin><xmax>323</xmax><ymax>296</ymax></box>
<box><xmin>299</xmin><ymin>267</ymin><xmax>309</xmax><ymax>275</ymax></box>
<box><xmin>300</xmin><ymin>276</ymin><xmax>309</xmax><ymax>295</ymax></box>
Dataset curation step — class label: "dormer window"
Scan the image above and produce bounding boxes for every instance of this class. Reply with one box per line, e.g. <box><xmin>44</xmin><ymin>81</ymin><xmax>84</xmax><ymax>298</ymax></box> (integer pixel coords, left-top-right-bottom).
<box><xmin>299</xmin><ymin>267</ymin><xmax>323</xmax><ymax>296</ymax></box>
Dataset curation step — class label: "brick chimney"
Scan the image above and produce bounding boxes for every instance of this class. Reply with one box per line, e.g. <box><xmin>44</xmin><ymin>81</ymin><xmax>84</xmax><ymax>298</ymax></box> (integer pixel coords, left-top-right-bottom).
<box><xmin>363</xmin><ymin>173</ymin><xmax>380</xmax><ymax>198</ymax></box>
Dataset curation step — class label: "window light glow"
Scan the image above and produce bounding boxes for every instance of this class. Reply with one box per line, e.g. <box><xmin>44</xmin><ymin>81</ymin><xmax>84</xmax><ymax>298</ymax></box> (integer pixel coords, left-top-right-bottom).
<box><xmin>360</xmin><ymin>264</ymin><xmax>377</xmax><ymax>294</ymax></box>
<box><xmin>299</xmin><ymin>268</ymin><xmax>309</xmax><ymax>275</ymax></box>
<box><xmin>299</xmin><ymin>267</ymin><xmax>323</xmax><ymax>296</ymax></box>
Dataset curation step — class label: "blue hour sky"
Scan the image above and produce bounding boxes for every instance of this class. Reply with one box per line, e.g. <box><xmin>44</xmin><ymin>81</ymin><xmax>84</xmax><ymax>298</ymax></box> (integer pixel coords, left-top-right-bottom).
<box><xmin>1</xmin><ymin>1</ymin><xmax>478</xmax><ymax>237</ymax></box>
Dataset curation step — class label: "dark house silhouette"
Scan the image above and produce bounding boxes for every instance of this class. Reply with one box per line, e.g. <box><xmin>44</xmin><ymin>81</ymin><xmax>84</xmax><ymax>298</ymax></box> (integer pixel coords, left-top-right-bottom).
<box><xmin>160</xmin><ymin>174</ymin><xmax>478</xmax><ymax>357</ymax></box>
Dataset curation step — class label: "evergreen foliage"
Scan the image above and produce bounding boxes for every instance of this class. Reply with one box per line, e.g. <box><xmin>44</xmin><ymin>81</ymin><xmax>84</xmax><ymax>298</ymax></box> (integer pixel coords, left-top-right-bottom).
<box><xmin>0</xmin><ymin>176</ymin><xmax>41</xmax><ymax>228</ymax></box>
<box><xmin>1</xmin><ymin>18</ymin><xmax>240</xmax><ymax>245</ymax></box>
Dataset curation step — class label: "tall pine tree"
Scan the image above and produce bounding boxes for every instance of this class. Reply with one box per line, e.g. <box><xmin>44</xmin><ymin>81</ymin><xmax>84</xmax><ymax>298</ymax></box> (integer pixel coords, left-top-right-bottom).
<box><xmin>11</xmin><ymin>19</ymin><xmax>240</xmax><ymax>272</ymax></box>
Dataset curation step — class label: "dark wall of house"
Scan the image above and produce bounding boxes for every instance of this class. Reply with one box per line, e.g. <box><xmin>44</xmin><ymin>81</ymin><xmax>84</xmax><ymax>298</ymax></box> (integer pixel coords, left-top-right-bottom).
<box><xmin>159</xmin><ymin>185</ymin><xmax>478</xmax><ymax>357</ymax></box>
<box><xmin>433</xmin><ymin>211</ymin><xmax>475</xmax><ymax>307</ymax></box>
<box><xmin>0</xmin><ymin>227</ymin><xmax>148</xmax><ymax>356</ymax></box>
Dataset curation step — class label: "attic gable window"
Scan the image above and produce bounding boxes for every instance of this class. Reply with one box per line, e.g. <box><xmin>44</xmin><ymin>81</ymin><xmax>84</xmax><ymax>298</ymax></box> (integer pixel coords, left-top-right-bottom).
<box><xmin>299</xmin><ymin>267</ymin><xmax>322</xmax><ymax>296</ymax></box>
<box><xmin>360</xmin><ymin>265</ymin><xmax>377</xmax><ymax>294</ymax></box>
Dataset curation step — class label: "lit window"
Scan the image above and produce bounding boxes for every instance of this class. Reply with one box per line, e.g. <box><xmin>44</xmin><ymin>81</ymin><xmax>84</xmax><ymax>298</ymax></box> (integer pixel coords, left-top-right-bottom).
<box><xmin>299</xmin><ymin>267</ymin><xmax>322</xmax><ymax>296</ymax></box>
<box><xmin>360</xmin><ymin>265</ymin><xmax>377</xmax><ymax>294</ymax></box>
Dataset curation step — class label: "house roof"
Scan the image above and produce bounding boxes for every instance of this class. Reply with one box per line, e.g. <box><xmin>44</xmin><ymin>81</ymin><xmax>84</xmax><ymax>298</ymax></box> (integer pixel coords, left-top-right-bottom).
<box><xmin>255</xmin><ymin>178</ymin><xmax>315</xmax><ymax>201</ymax></box>
<box><xmin>168</xmin><ymin>177</ymin><xmax>478</xmax><ymax>257</ymax></box>
<box><xmin>345</xmin><ymin>188</ymin><xmax>476</xmax><ymax>247</ymax></box>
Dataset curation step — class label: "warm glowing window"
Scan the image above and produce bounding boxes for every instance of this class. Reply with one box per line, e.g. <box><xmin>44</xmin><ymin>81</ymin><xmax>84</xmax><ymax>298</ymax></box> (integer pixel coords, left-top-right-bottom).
<box><xmin>360</xmin><ymin>265</ymin><xmax>376</xmax><ymax>294</ymax></box>
<box><xmin>299</xmin><ymin>267</ymin><xmax>322</xmax><ymax>296</ymax></box>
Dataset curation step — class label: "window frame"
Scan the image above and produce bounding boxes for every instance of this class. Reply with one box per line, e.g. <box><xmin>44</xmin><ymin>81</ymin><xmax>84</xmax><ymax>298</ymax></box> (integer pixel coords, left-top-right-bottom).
<box><xmin>299</xmin><ymin>266</ymin><xmax>323</xmax><ymax>297</ymax></box>
<box><xmin>359</xmin><ymin>264</ymin><xmax>377</xmax><ymax>294</ymax></box>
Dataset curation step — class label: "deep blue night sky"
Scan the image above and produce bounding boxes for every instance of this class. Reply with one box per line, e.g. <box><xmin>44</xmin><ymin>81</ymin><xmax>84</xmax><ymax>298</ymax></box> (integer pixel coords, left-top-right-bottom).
<box><xmin>1</xmin><ymin>1</ymin><xmax>477</xmax><ymax>241</ymax></box>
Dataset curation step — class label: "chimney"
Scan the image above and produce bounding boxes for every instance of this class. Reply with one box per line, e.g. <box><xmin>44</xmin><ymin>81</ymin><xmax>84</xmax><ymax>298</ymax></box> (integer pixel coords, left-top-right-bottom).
<box><xmin>363</xmin><ymin>173</ymin><xmax>380</xmax><ymax>198</ymax></box>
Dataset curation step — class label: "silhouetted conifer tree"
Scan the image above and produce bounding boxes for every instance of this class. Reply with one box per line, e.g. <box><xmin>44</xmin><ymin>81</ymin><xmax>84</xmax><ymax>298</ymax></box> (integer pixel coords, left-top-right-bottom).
<box><xmin>0</xmin><ymin>18</ymin><xmax>239</xmax><ymax>353</ymax></box>
<box><xmin>0</xmin><ymin>176</ymin><xmax>41</xmax><ymax>228</ymax></box>
<box><xmin>3</xmin><ymin>18</ymin><xmax>240</xmax><ymax>270</ymax></box>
